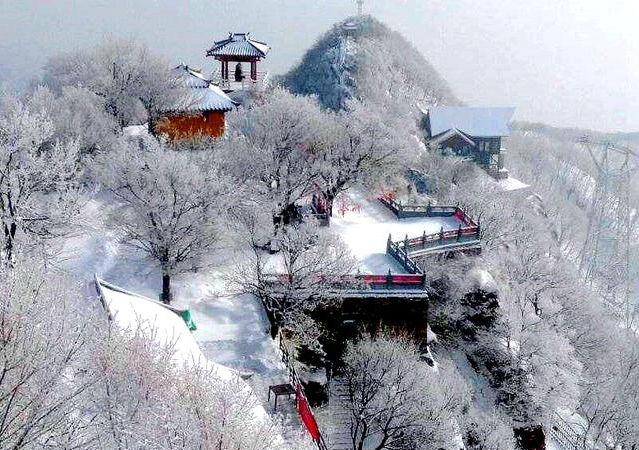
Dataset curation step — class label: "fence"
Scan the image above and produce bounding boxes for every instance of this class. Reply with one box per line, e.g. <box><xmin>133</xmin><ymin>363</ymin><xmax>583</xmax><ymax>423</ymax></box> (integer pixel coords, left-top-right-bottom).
<box><xmin>263</xmin><ymin>272</ymin><xmax>426</xmax><ymax>290</ymax></box>
<box><xmin>379</xmin><ymin>195</ymin><xmax>479</xmax><ymax>225</ymax></box>
<box><xmin>548</xmin><ymin>413</ymin><xmax>587</xmax><ymax>450</ymax></box>
<box><xmin>277</xmin><ymin>332</ymin><xmax>329</xmax><ymax>450</ymax></box>
<box><xmin>386</xmin><ymin>239</ymin><xmax>424</xmax><ymax>275</ymax></box>
<box><xmin>395</xmin><ymin>225</ymin><xmax>481</xmax><ymax>254</ymax></box>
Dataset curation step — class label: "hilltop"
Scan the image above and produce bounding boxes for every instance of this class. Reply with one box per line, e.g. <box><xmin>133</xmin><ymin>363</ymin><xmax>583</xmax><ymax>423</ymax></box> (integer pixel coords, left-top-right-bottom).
<box><xmin>280</xmin><ymin>16</ymin><xmax>458</xmax><ymax>112</ymax></box>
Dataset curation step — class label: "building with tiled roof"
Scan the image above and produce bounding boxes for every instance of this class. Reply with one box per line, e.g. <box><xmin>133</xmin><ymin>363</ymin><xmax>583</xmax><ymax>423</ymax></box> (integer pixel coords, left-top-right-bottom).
<box><xmin>424</xmin><ymin>106</ymin><xmax>515</xmax><ymax>179</ymax></box>
<box><xmin>155</xmin><ymin>64</ymin><xmax>237</xmax><ymax>140</ymax></box>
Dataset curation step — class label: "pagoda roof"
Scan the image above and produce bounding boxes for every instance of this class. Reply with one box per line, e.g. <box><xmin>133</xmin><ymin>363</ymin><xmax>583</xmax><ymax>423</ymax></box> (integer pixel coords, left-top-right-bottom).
<box><xmin>206</xmin><ymin>32</ymin><xmax>270</xmax><ymax>59</ymax></box>
<box><xmin>169</xmin><ymin>64</ymin><xmax>237</xmax><ymax>112</ymax></box>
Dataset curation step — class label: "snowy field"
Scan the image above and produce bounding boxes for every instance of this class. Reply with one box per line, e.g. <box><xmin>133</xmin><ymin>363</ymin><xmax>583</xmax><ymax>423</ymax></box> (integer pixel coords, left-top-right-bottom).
<box><xmin>330</xmin><ymin>190</ymin><xmax>465</xmax><ymax>273</ymax></box>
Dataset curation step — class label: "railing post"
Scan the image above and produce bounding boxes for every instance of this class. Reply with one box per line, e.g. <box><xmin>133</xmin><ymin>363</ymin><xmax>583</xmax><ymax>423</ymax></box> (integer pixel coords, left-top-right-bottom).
<box><xmin>457</xmin><ymin>224</ymin><xmax>462</xmax><ymax>242</ymax></box>
<box><xmin>476</xmin><ymin>220</ymin><xmax>481</xmax><ymax>238</ymax></box>
<box><xmin>422</xmin><ymin>230</ymin><xmax>426</xmax><ymax>248</ymax></box>
<box><xmin>387</xmin><ymin>234</ymin><xmax>392</xmax><ymax>253</ymax></box>
<box><xmin>386</xmin><ymin>269</ymin><xmax>392</xmax><ymax>285</ymax></box>
<box><xmin>398</xmin><ymin>200</ymin><xmax>403</xmax><ymax>218</ymax></box>
<box><xmin>404</xmin><ymin>234</ymin><xmax>409</xmax><ymax>255</ymax></box>
<box><xmin>427</xmin><ymin>201</ymin><xmax>431</xmax><ymax>216</ymax></box>
<box><xmin>439</xmin><ymin>226</ymin><xmax>444</xmax><ymax>242</ymax></box>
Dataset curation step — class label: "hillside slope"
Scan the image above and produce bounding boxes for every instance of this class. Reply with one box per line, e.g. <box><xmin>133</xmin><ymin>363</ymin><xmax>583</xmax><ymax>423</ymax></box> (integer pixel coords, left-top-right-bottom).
<box><xmin>280</xmin><ymin>16</ymin><xmax>458</xmax><ymax>111</ymax></box>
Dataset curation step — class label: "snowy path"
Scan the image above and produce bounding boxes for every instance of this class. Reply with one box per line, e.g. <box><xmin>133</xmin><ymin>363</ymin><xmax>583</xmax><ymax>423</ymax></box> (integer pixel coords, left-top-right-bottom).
<box><xmin>330</xmin><ymin>191</ymin><xmax>464</xmax><ymax>273</ymax></box>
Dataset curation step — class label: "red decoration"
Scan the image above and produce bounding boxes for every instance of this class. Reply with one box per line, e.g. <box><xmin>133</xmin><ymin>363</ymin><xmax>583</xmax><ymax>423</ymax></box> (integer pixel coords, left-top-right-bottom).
<box><xmin>296</xmin><ymin>385</ymin><xmax>321</xmax><ymax>442</ymax></box>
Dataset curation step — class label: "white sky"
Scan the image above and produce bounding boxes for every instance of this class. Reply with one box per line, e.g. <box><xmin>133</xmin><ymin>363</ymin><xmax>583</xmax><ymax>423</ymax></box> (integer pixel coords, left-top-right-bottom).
<box><xmin>0</xmin><ymin>0</ymin><xmax>637</xmax><ymax>132</ymax></box>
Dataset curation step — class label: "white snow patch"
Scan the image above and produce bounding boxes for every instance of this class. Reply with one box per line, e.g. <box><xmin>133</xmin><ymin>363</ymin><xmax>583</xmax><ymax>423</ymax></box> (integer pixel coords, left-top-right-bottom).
<box><xmin>123</xmin><ymin>123</ymin><xmax>148</xmax><ymax>137</ymax></box>
<box><xmin>468</xmin><ymin>268</ymin><xmax>498</xmax><ymax>294</ymax></box>
<box><xmin>497</xmin><ymin>175</ymin><xmax>529</xmax><ymax>192</ymax></box>
<box><xmin>330</xmin><ymin>190</ymin><xmax>465</xmax><ymax>274</ymax></box>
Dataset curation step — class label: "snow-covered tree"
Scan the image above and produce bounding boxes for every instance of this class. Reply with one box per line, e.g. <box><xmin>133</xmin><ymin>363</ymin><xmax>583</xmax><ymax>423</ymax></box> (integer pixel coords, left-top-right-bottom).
<box><xmin>28</xmin><ymin>85</ymin><xmax>120</xmax><ymax>155</ymax></box>
<box><xmin>222</xmin><ymin>88</ymin><xmax>326</xmax><ymax>228</ymax></box>
<box><xmin>90</xmin><ymin>325</ymin><xmax>284</xmax><ymax>450</ymax></box>
<box><xmin>42</xmin><ymin>39</ymin><xmax>179</xmax><ymax>128</ymax></box>
<box><xmin>0</xmin><ymin>100</ymin><xmax>83</xmax><ymax>263</ymax></box>
<box><xmin>488</xmin><ymin>238</ymin><xmax>581</xmax><ymax>428</ymax></box>
<box><xmin>97</xmin><ymin>136</ymin><xmax>233</xmax><ymax>302</ymax></box>
<box><xmin>0</xmin><ymin>263</ymin><xmax>97</xmax><ymax>449</ymax></box>
<box><xmin>233</xmin><ymin>215</ymin><xmax>357</xmax><ymax>347</ymax></box>
<box><xmin>313</xmin><ymin>100</ymin><xmax>403</xmax><ymax>217</ymax></box>
<box><xmin>342</xmin><ymin>336</ymin><xmax>468</xmax><ymax>450</ymax></box>
<box><xmin>578</xmin><ymin>332</ymin><xmax>639</xmax><ymax>449</ymax></box>
<box><xmin>461</xmin><ymin>408</ymin><xmax>515</xmax><ymax>450</ymax></box>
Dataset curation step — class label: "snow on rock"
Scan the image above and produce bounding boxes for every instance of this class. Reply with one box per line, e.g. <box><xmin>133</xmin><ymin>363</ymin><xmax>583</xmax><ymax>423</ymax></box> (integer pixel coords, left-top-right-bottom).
<box><xmin>330</xmin><ymin>190</ymin><xmax>465</xmax><ymax>274</ymax></box>
<box><xmin>467</xmin><ymin>268</ymin><xmax>498</xmax><ymax>294</ymax></box>
<box><xmin>497</xmin><ymin>175</ymin><xmax>529</xmax><ymax>192</ymax></box>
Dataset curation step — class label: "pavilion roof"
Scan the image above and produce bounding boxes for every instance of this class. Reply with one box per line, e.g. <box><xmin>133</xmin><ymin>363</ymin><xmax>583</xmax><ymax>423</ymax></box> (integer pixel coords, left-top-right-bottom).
<box><xmin>427</xmin><ymin>106</ymin><xmax>515</xmax><ymax>138</ymax></box>
<box><xmin>206</xmin><ymin>32</ymin><xmax>270</xmax><ymax>59</ymax></box>
<box><xmin>169</xmin><ymin>64</ymin><xmax>236</xmax><ymax>112</ymax></box>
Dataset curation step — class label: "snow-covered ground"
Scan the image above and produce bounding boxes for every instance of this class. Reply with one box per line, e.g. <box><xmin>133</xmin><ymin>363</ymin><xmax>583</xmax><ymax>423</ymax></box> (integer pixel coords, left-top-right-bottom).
<box><xmin>60</xmin><ymin>196</ymin><xmax>315</xmax><ymax>449</ymax></box>
<box><xmin>330</xmin><ymin>190</ymin><xmax>465</xmax><ymax>273</ymax></box>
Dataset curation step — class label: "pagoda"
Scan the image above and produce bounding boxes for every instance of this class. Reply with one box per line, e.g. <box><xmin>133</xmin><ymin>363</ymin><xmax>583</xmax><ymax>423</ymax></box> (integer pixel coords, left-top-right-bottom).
<box><xmin>206</xmin><ymin>32</ymin><xmax>270</xmax><ymax>92</ymax></box>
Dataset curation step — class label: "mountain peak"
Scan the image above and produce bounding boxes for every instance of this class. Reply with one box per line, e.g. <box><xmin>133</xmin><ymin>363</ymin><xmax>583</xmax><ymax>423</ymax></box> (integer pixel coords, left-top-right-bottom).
<box><xmin>281</xmin><ymin>16</ymin><xmax>458</xmax><ymax>111</ymax></box>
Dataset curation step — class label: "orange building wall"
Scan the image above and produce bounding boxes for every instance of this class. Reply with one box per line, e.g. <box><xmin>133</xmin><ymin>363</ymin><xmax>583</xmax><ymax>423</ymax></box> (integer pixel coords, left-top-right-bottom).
<box><xmin>155</xmin><ymin>111</ymin><xmax>226</xmax><ymax>140</ymax></box>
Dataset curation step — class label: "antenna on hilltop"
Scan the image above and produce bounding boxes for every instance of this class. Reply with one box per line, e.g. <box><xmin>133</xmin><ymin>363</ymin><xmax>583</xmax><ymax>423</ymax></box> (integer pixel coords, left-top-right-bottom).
<box><xmin>357</xmin><ymin>0</ymin><xmax>363</xmax><ymax>15</ymax></box>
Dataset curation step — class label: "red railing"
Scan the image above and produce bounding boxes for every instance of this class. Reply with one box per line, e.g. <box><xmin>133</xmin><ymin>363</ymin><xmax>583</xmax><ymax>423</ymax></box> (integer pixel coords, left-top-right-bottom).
<box><xmin>265</xmin><ymin>273</ymin><xmax>425</xmax><ymax>288</ymax></box>
<box><xmin>277</xmin><ymin>332</ymin><xmax>328</xmax><ymax>450</ymax></box>
<box><xmin>396</xmin><ymin>224</ymin><xmax>480</xmax><ymax>253</ymax></box>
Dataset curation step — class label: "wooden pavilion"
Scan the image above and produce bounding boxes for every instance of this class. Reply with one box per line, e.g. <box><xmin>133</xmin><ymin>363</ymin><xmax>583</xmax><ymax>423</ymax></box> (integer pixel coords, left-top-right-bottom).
<box><xmin>206</xmin><ymin>32</ymin><xmax>270</xmax><ymax>92</ymax></box>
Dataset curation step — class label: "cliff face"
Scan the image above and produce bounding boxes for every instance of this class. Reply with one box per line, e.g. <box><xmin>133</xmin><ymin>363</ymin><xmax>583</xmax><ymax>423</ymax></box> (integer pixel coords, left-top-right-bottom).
<box><xmin>280</xmin><ymin>16</ymin><xmax>459</xmax><ymax>112</ymax></box>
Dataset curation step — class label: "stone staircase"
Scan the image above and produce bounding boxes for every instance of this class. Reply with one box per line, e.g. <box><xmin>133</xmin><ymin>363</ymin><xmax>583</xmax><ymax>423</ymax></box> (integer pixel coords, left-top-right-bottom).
<box><xmin>326</xmin><ymin>377</ymin><xmax>353</xmax><ymax>450</ymax></box>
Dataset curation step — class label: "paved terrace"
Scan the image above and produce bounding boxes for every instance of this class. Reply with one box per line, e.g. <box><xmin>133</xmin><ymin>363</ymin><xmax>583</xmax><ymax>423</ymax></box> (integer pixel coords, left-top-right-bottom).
<box><xmin>329</xmin><ymin>191</ymin><xmax>468</xmax><ymax>274</ymax></box>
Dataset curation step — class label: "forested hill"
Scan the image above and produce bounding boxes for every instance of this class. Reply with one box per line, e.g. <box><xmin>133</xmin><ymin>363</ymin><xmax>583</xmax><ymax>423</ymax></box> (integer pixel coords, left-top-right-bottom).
<box><xmin>280</xmin><ymin>16</ymin><xmax>459</xmax><ymax>111</ymax></box>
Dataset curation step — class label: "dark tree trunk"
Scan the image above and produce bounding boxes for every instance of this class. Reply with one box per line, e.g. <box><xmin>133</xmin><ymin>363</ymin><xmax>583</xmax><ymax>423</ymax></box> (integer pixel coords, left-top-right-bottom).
<box><xmin>161</xmin><ymin>273</ymin><xmax>171</xmax><ymax>304</ymax></box>
<box><xmin>4</xmin><ymin>222</ymin><xmax>16</xmax><ymax>265</ymax></box>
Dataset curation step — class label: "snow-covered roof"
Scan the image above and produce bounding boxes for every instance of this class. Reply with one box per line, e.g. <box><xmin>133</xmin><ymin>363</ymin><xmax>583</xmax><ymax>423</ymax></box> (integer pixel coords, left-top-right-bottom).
<box><xmin>170</xmin><ymin>64</ymin><xmax>210</xmax><ymax>88</ymax></box>
<box><xmin>427</xmin><ymin>107</ymin><xmax>515</xmax><ymax>138</ymax></box>
<box><xmin>94</xmin><ymin>276</ymin><xmax>286</xmax><ymax>447</ymax></box>
<box><xmin>96</xmin><ymin>276</ymin><xmax>235</xmax><ymax>375</ymax></box>
<box><xmin>429</xmin><ymin>127</ymin><xmax>476</xmax><ymax>147</ymax></box>
<box><xmin>170</xmin><ymin>64</ymin><xmax>236</xmax><ymax>112</ymax></box>
<box><xmin>207</xmin><ymin>33</ymin><xmax>270</xmax><ymax>58</ymax></box>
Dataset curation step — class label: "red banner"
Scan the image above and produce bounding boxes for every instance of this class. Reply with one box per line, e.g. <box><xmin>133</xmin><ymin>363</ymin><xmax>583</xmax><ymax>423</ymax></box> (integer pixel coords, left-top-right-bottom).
<box><xmin>296</xmin><ymin>385</ymin><xmax>321</xmax><ymax>442</ymax></box>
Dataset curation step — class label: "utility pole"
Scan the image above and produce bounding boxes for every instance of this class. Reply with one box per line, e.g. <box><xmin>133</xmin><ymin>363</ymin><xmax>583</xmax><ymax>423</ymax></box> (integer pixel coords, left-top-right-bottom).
<box><xmin>578</xmin><ymin>136</ymin><xmax>638</xmax><ymax>328</ymax></box>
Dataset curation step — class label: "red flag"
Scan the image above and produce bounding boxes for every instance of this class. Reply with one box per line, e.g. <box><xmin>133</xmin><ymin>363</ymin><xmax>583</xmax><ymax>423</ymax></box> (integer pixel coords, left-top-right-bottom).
<box><xmin>296</xmin><ymin>385</ymin><xmax>321</xmax><ymax>442</ymax></box>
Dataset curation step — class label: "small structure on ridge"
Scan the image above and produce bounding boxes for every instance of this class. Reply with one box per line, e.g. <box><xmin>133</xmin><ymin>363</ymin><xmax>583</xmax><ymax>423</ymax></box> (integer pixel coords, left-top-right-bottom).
<box><xmin>423</xmin><ymin>106</ymin><xmax>515</xmax><ymax>179</ymax></box>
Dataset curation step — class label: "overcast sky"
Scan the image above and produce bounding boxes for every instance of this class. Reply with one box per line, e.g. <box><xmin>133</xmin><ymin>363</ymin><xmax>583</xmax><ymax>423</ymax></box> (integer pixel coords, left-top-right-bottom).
<box><xmin>0</xmin><ymin>0</ymin><xmax>637</xmax><ymax>132</ymax></box>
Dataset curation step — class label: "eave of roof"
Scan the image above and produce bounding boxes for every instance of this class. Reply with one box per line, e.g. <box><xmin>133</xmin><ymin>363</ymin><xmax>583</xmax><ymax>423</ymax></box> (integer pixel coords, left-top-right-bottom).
<box><xmin>169</xmin><ymin>64</ymin><xmax>237</xmax><ymax>113</ymax></box>
<box><xmin>429</xmin><ymin>128</ymin><xmax>476</xmax><ymax>147</ymax></box>
<box><xmin>206</xmin><ymin>33</ymin><xmax>270</xmax><ymax>58</ymax></box>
